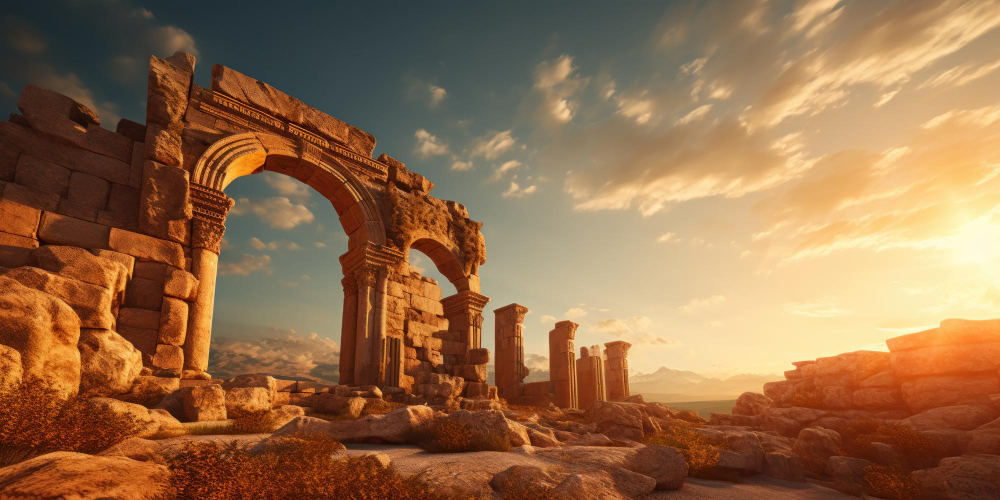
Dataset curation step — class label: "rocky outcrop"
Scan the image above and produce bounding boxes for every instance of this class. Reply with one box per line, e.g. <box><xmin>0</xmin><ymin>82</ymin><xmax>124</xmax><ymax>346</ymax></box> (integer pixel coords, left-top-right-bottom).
<box><xmin>0</xmin><ymin>452</ymin><xmax>171</xmax><ymax>499</ymax></box>
<box><xmin>912</xmin><ymin>454</ymin><xmax>1000</xmax><ymax>499</ymax></box>
<box><xmin>0</xmin><ymin>275</ymin><xmax>81</xmax><ymax>398</ymax></box>
<box><xmin>268</xmin><ymin>405</ymin><xmax>435</xmax><ymax>445</ymax></box>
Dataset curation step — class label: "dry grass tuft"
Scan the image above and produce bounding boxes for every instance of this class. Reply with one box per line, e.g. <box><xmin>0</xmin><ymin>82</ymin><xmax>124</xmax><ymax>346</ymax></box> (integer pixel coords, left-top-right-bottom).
<box><xmin>414</xmin><ymin>417</ymin><xmax>511</xmax><ymax>453</ymax></box>
<box><xmin>862</xmin><ymin>464</ymin><xmax>923</xmax><ymax>500</ymax></box>
<box><xmin>361</xmin><ymin>399</ymin><xmax>405</xmax><ymax>416</ymax></box>
<box><xmin>168</xmin><ymin>432</ymin><xmax>441</xmax><ymax>499</ymax></box>
<box><xmin>644</xmin><ymin>422</ymin><xmax>732</xmax><ymax>477</ymax></box>
<box><xmin>788</xmin><ymin>388</ymin><xmax>824</xmax><ymax>409</ymax></box>
<box><xmin>0</xmin><ymin>380</ymin><xmax>141</xmax><ymax>466</ymax></box>
<box><xmin>840</xmin><ymin>419</ymin><xmax>943</xmax><ymax>468</ymax></box>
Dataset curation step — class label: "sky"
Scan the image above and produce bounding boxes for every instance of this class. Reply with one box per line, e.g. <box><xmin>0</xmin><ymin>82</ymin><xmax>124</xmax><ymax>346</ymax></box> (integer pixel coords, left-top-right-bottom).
<box><xmin>3</xmin><ymin>1</ymin><xmax>1000</xmax><ymax>383</ymax></box>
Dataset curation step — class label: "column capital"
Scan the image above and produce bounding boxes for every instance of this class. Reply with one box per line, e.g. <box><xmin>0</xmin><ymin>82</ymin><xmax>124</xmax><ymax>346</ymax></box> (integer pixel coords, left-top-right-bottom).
<box><xmin>340</xmin><ymin>242</ymin><xmax>404</xmax><ymax>276</ymax></box>
<box><xmin>604</xmin><ymin>340</ymin><xmax>632</xmax><ymax>358</ymax></box>
<box><xmin>441</xmin><ymin>290</ymin><xmax>491</xmax><ymax>317</ymax></box>
<box><xmin>493</xmin><ymin>303</ymin><xmax>529</xmax><ymax>324</ymax></box>
<box><xmin>190</xmin><ymin>183</ymin><xmax>234</xmax><ymax>253</ymax></box>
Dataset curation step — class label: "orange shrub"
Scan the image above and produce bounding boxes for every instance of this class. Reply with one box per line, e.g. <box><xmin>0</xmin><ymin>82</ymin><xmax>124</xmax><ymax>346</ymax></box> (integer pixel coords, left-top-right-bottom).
<box><xmin>0</xmin><ymin>380</ymin><xmax>141</xmax><ymax>466</ymax></box>
<box><xmin>644</xmin><ymin>422</ymin><xmax>732</xmax><ymax>477</ymax></box>
<box><xmin>415</xmin><ymin>418</ymin><xmax>511</xmax><ymax>453</ymax></box>
<box><xmin>841</xmin><ymin>420</ymin><xmax>943</xmax><ymax>468</ymax></box>
<box><xmin>361</xmin><ymin>399</ymin><xmax>404</xmax><ymax>416</ymax></box>
<box><xmin>168</xmin><ymin>432</ymin><xmax>441</xmax><ymax>500</ymax></box>
<box><xmin>862</xmin><ymin>464</ymin><xmax>923</xmax><ymax>500</ymax></box>
<box><xmin>789</xmin><ymin>388</ymin><xmax>824</xmax><ymax>409</ymax></box>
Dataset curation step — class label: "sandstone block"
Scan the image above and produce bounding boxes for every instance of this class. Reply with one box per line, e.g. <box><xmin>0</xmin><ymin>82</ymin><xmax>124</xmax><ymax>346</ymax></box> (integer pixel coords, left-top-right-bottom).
<box><xmin>163</xmin><ymin>266</ymin><xmax>198</xmax><ymax>300</ymax></box>
<box><xmin>144</xmin><ymin>123</ymin><xmax>182</xmax><ymax>167</ymax></box>
<box><xmin>888</xmin><ymin>319</ymin><xmax>1000</xmax><ymax>352</ymax></box>
<box><xmin>147</xmin><ymin>54</ymin><xmax>192</xmax><ymax>126</ymax></box>
<box><xmin>138</xmin><ymin>160</ymin><xmax>191</xmax><ymax>244</ymax></box>
<box><xmin>902</xmin><ymin>404</ymin><xmax>998</xmax><ymax>431</ymax></box>
<box><xmin>152</xmin><ymin>343</ymin><xmax>183</xmax><ymax>370</ymax></box>
<box><xmin>458</xmin><ymin>364</ymin><xmax>488</xmax><ymax>383</ymax></box>
<box><xmin>0</xmin><ymin>232</ymin><xmax>36</xmax><ymax>268</ymax></box>
<box><xmin>109</xmin><ymin>228</ymin><xmax>184</xmax><ymax>267</ymax></box>
<box><xmin>900</xmin><ymin>373</ymin><xmax>1000</xmax><ymax>412</ymax></box>
<box><xmin>158</xmin><ymin>297</ymin><xmax>188</xmax><ymax>346</ymax></box>
<box><xmin>91</xmin><ymin>249</ymin><xmax>135</xmax><ymax>277</ymax></box>
<box><xmin>891</xmin><ymin>342</ymin><xmax>1000</xmax><ymax>378</ymax></box>
<box><xmin>15</xmin><ymin>154</ymin><xmax>71</xmax><ymax>197</ymax></box>
<box><xmin>310</xmin><ymin>394</ymin><xmax>365</xmax><ymax>418</ymax></box>
<box><xmin>67</xmin><ymin>171</ymin><xmax>110</xmax><ymax>210</ymax></box>
<box><xmin>0</xmin><ymin>121</ymin><xmax>130</xmax><ymax>184</ymax></box>
<box><xmin>1</xmin><ymin>181</ymin><xmax>59</xmax><ymax>211</ymax></box>
<box><xmin>852</xmin><ymin>387</ymin><xmax>904</xmax><ymax>409</ymax></box>
<box><xmin>733</xmin><ymin>392</ymin><xmax>773</xmax><ymax>416</ymax></box>
<box><xmin>410</xmin><ymin>295</ymin><xmax>444</xmax><ymax>316</ymax></box>
<box><xmin>115</xmin><ymin>118</ymin><xmax>146</xmax><ymax>143</ymax></box>
<box><xmin>821</xmin><ymin>386</ymin><xmax>853</xmax><ymax>409</ymax></box>
<box><xmin>133</xmin><ymin>261</ymin><xmax>167</xmax><ymax>282</ymax></box>
<box><xmin>225</xmin><ymin>387</ymin><xmax>271</xmax><ymax>418</ymax></box>
<box><xmin>5</xmin><ymin>266</ymin><xmax>115</xmax><ymax>329</ymax></box>
<box><xmin>0</xmin><ymin>197</ymin><xmax>41</xmax><ymax>238</ymax></box>
<box><xmin>858</xmin><ymin>370</ymin><xmax>897</xmax><ymax>388</ymax></box>
<box><xmin>180</xmin><ymin>384</ymin><xmax>227</xmax><ymax>421</ymax></box>
<box><xmin>0</xmin><ymin>275</ymin><xmax>81</xmax><ymax>398</ymax></box>
<box><xmin>124</xmin><ymin>277</ymin><xmax>163</xmax><ymax>310</ymax></box>
<box><xmin>222</xmin><ymin>374</ymin><xmax>277</xmax><ymax>402</ymax></box>
<box><xmin>32</xmin><ymin>245</ymin><xmax>128</xmax><ymax>292</ymax></box>
<box><xmin>37</xmin><ymin>211</ymin><xmax>110</xmax><ymax>249</ymax></box>
<box><xmin>117</xmin><ymin>324</ymin><xmax>159</xmax><ymax>357</ymax></box>
<box><xmin>56</xmin><ymin>198</ymin><xmax>98</xmax><ymax>222</ymax></box>
<box><xmin>799</xmin><ymin>350</ymin><xmax>889</xmax><ymax>382</ymax></box>
<box><xmin>78</xmin><ymin>328</ymin><xmax>142</xmax><ymax>396</ymax></box>
<box><xmin>466</xmin><ymin>347</ymin><xmax>490</xmax><ymax>365</ymax></box>
<box><xmin>912</xmin><ymin>454</ymin><xmax>1000</xmax><ymax>499</ymax></box>
<box><xmin>0</xmin><ymin>451</ymin><xmax>172</xmax><ymax>498</ymax></box>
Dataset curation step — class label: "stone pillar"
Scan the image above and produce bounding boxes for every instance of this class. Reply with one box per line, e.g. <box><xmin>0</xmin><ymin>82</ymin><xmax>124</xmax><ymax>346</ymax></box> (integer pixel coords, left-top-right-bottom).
<box><xmin>577</xmin><ymin>345</ymin><xmax>607</xmax><ymax>410</ymax></box>
<box><xmin>494</xmin><ymin>303</ymin><xmax>529</xmax><ymax>401</ymax></box>
<box><xmin>340</xmin><ymin>243</ymin><xmax>403</xmax><ymax>387</ymax></box>
<box><xmin>604</xmin><ymin>340</ymin><xmax>632</xmax><ymax>401</ymax></box>
<box><xmin>338</xmin><ymin>276</ymin><xmax>358</xmax><ymax>385</ymax></box>
<box><xmin>549</xmin><ymin>321</ymin><xmax>579</xmax><ymax>409</ymax></box>
<box><xmin>184</xmin><ymin>184</ymin><xmax>233</xmax><ymax>375</ymax></box>
<box><xmin>385</xmin><ymin>336</ymin><xmax>403</xmax><ymax>387</ymax></box>
<box><xmin>442</xmin><ymin>290</ymin><xmax>490</xmax><ymax>356</ymax></box>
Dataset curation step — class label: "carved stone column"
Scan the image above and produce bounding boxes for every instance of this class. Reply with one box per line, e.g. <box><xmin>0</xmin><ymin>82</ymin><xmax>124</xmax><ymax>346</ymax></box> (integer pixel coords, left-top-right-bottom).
<box><xmin>338</xmin><ymin>276</ymin><xmax>358</xmax><ymax>385</ymax></box>
<box><xmin>340</xmin><ymin>243</ymin><xmax>403</xmax><ymax>387</ymax></box>
<box><xmin>577</xmin><ymin>344</ymin><xmax>607</xmax><ymax>410</ymax></box>
<box><xmin>494</xmin><ymin>303</ymin><xmax>529</xmax><ymax>401</ymax></box>
<box><xmin>184</xmin><ymin>184</ymin><xmax>234</xmax><ymax>374</ymax></box>
<box><xmin>441</xmin><ymin>290</ymin><xmax>490</xmax><ymax>356</ymax></box>
<box><xmin>604</xmin><ymin>340</ymin><xmax>632</xmax><ymax>401</ymax></box>
<box><xmin>549</xmin><ymin>321</ymin><xmax>579</xmax><ymax>409</ymax></box>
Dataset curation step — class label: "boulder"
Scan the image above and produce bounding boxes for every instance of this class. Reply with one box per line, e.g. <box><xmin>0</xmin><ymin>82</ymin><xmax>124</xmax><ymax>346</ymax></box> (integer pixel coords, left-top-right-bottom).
<box><xmin>78</xmin><ymin>328</ymin><xmax>142</xmax><ymax>396</ymax></box>
<box><xmin>268</xmin><ymin>405</ymin><xmax>305</xmax><ymax>430</ymax></box>
<box><xmin>534</xmin><ymin>445</ymin><xmax>688</xmax><ymax>491</ymax></box>
<box><xmin>225</xmin><ymin>386</ymin><xmax>271</xmax><ymax>418</ymax></box>
<box><xmin>180</xmin><ymin>384</ymin><xmax>227</xmax><ymax>422</ymax></box>
<box><xmin>799</xmin><ymin>350</ymin><xmax>890</xmax><ymax>382</ymax></box>
<box><xmin>733</xmin><ymin>392</ymin><xmax>773</xmax><ymax>416</ymax></box>
<box><xmin>585</xmin><ymin>400</ymin><xmax>644</xmax><ymax>441</ymax></box>
<box><xmin>902</xmin><ymin>405</ymin><xmax>999</xmax><ymax>431</ymax></box>
<box><xmin>220</xmin><ymin>373</ymin><xmax>278</xmax><ymax>401</ymax></box>
<box><xmin>31</xmin><ymin>245</ymin><xmax>128</xmax><ymax>293</ymax></box>
<box><xmin>0</xmin><ymin>275</ymin><xmax>81</xmax><ymax>398</ymax></box>
<box><xmin>0</xmin><ymin>344</ymin><xmax>22</xmax><ymax>393</ymax></box>
<box><xmin>853</xmin><ymin>387</ymin><xmax>904</xmax><ymax>409</ymax></box>
<box><xmin>825</xmin><ymin>456</ymin><xmax>873</xmax><ymax>496</ymax></box>
<box><xmin>912</xmin><ymin>454</ymin><xmax>1000</xmax><ymax>499</ymax></box>
<box><xmin>87</xmin><ymin>397</ymin><xmax>183</xmax><ymax>438</ymax></box>
<box><xmin>0</xmin><ymin>451</ymin><xmax>171</xmax><ymax>499</ymax></box>
<box><xmin>964</xmin><ymin>430</ymin><xmax>1000</xmax><ymax>455</ymax></box>
<box><xmin>5</xmin><ymin>266</ymin><xmax>115</xmax><ymax>329</ymax></box>
<box><xmin>821</xmin><ymin>386</ymin><xmax>853</xmax><ymax>409</ymax></box>
<box><xmin>269</xmin><ymin>405</ymin><xmax>434</xmax><ymax>444</ymax></box>
<box><xmin>792</xmin><ymin>427</ymin><xmax>842</xmax><ymax>473</ymax></box>
<box><xmin>763</xmin><ymin>451</ymin><xmax>806</xmax><ymax>482</ymax></box>
<box><xmin>125</xmin><ymin>375</ymin><xmax>180</xmax><ymax>405</ymax></box>
<box><xmin>445</xmin><ymin>410</ymin><xmax>531</xmax><ymax>448</ymax></box>
<box><xmin>311</xmin><ymin>394</ymin><xmax>366</xmax><ymax>418</ymax></box>
<box><xmin>527</xmin><ymin>426</ymin><xmax>561</xmax><ymax>448</ymax></box>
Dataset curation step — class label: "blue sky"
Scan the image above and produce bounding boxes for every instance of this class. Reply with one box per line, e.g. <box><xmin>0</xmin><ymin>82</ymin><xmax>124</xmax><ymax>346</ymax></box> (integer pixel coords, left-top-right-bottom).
<box><xmin>4</xmin><ymin>1</ymin><xmax>1000</xmax><ymax>381</ymax></box>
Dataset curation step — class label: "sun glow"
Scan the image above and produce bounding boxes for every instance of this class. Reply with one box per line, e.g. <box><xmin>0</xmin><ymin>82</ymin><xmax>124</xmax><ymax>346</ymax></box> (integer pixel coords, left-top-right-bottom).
<box><xmin>952</xmin><ymin>215</ymin><xmax>1000</xmax><ymax>265</ymax></box>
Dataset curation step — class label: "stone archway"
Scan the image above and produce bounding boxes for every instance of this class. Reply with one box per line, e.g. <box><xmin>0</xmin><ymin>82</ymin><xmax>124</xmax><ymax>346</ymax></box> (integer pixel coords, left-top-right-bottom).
<box><xmin>183</xmin><ymin>131</ymin><xmax>404</xmax><ymax>386</ymax></box>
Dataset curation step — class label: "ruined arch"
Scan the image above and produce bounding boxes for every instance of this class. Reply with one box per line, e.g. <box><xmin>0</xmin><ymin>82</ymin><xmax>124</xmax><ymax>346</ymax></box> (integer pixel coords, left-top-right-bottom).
<box><xmin>190</xmin><ymin>131</ymin><xmax>386</xmax><ymax>249</ymax></box>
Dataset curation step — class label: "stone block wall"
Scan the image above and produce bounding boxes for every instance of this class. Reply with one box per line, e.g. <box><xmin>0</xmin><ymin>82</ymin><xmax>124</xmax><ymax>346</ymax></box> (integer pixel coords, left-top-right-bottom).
<box><xmin>392</xmin><ymin>271</ymin><xmax>449</xmax><ymax>392</ymax></box>
<box><xmin>0</xmin><ymin>58</ymin><xmax>202</xmax><ymax>382</ymax></box>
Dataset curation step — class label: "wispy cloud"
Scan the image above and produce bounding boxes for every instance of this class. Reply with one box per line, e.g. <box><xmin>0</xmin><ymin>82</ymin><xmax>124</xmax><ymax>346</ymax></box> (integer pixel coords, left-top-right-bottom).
<box><xmin>219</xmin><ymin>254</ymin><xmax>272</xmax><ymax>276</ymax></box>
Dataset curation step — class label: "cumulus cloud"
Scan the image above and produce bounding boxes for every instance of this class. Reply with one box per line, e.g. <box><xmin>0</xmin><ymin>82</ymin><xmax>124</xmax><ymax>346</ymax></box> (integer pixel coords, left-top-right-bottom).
<box><xmin>657</xmin><ymin>232</ymin><xmax>678</xmax><ymax>243</ymax></box>
<box><xmin>471</xmin><ymin>130</ymin><xmax>517</xmax><ymax>159</ymax></box>
<box><xmin>539</xmin><ymin>314</ymin><xmax>556</xmax><ymax>324</ymax></box>
<box><xmin>264</xmin><ymin>173</ymin><xmax>311</xmax><ymax>200</ymax></box>
<box><xmin>414</xmin><ymin>129</ymin><xmax>450</xmax><ymax>158</ymax></box>
<box><xmin>522</xmin><ymin>353</ymin><xmax>550</xmax><ymax>382</ymax></box>
<box><xmin>502</xmin><ymin>180</ymin><xmax>537</xmax><ymax>198</ymax></box>
<box><xmin>490</xmin><ymin>160</ymin><xmax>522</xmax><ymax>181</ymax></box>
<box><xmin>314</xmin><ymin>242</ymin><xmax>326</xmax><ymax>248</ymax></box>
<box><xmin>2</xmin><ymin>16</ymin><xmax>45</xmax><ymax>55</ymax></box>
<box><xmin>209</xmin><ymin>330</ymin><xmax>340</xmax><ymax>384</ymax></box>
<box><xmin>428</xmin><ymin>84</ymin><xmax>447</xmax><ymax>107</ymax></box>
<box><xmin>234</xmin><ymin>197</ymin><xmax>315</xmax><ymax>230</ymax></box>
<box><xmin>451</xmin><ymin>160</ymin><xmax>473</xmax><ymax>171</ymax></box>
<box><xmin>219</xmin><ymin>254</ymin><xmax>272</xmax><ymax>276</ymax></box>
<box><xmin>149</xmin><ymin>25</ymin><xmax>199</xmax><ymax>57</ymax></box>
<box><xmin>534</xmin><ymin>55</ymin><xmax>587</xmax><ymax>123</ymax></box>
<box><xmin>24</xmin><ymin>63</ymin><xmax>120</xmax><ymax>125</ymax></box>
<box><xmin>679</xmin><ymin>295</ymin><xmax>726</xmax><ymax>313</ymax></box>
<box><xmin>565</xmin><ymin>307</ymin><xmax>587</xmax><ymax>320</ymax></box>
<box><xmin>249</xmin><ymin>237</ymin><xmax>302</xmax><ymax>251</ymax></box>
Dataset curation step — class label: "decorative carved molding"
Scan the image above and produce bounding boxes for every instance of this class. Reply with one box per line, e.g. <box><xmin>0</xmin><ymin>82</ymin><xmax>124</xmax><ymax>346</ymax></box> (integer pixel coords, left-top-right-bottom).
<box><xmin>352</xmin><ymin>264</ymin><xmax>379</xmax><ymax>288</ymax></box>
<box><xmin>196</xmin><ymin>90</ymin><xmax>388</xmax><ymax>182</ymax></box>
<box><xmin>190</xmin><ymin>184</ymin><xmax>234</xmax><ymax>253</ymax></box>
<box><xmin>340</xmin><ymin>241</ymin><xmax>404</xmax><ymax>277</ymax></box>
<box><xmin>441</xmin><ymin>290</ymin><xmax>491</xmax><ymax>318</ymax></box>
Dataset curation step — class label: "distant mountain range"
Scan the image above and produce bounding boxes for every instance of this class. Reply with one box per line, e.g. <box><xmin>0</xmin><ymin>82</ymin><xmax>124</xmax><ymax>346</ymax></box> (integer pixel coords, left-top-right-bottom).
<box><xmin>629</xmin><ymin>367</ymin><xmax>782</xmax><ymax>403</ymax></box>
